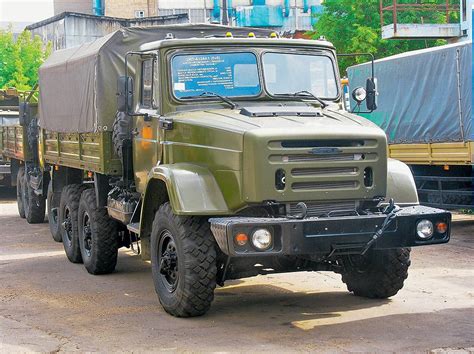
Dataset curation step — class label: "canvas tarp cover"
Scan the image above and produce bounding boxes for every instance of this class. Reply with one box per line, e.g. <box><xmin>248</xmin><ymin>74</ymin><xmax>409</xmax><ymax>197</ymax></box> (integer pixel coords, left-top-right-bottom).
<box><xmin>38</xmin><ymin>24</ymin><xmax>273</xmax><ymax>133</ymax></box>
<box><xmin>347</xmin><ymin>41</ymin><xmax>473</xmax><ymax>144</ymax></box>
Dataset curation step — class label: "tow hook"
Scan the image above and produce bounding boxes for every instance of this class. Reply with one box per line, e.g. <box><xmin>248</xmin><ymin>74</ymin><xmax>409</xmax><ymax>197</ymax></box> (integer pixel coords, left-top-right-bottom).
<box><xmin>361</xmin><ymin>198</ymin><xmax>400</xmax><ymax>255</ymax></box>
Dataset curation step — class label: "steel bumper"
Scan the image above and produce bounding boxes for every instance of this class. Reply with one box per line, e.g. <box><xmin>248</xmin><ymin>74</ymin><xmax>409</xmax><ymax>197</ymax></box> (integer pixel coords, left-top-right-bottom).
<box><xmin>209</xmin><ymin>205</ymin><xmax>451</xmax><ymax>257</ymax></box>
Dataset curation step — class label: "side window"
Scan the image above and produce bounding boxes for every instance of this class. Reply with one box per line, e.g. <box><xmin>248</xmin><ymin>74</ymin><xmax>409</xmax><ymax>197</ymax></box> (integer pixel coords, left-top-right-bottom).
<box><xmin>141</xmin><ymin>58</ymin><xmax>154</xmax><ymax>108</ymax></box>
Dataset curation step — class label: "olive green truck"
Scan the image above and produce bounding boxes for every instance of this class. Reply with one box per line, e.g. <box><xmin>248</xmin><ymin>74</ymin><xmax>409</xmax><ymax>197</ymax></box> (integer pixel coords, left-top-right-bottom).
<box><xmin>2</xmin><ymin>24</ymin><xmax>451</xmax><ymax>317</ymax></box>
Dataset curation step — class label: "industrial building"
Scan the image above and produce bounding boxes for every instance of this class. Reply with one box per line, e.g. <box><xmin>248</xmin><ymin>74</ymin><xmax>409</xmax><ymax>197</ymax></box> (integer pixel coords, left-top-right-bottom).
<box><xmin>53</xmin><ymin>0</ymin><xmax>323</xmax><ymax>31</ymax></box>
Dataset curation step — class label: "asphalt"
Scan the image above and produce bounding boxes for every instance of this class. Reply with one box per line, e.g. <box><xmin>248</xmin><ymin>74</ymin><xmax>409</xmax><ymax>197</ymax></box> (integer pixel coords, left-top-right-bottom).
<box><xmin>0</xmin><ymin>187</ymin><xmax>473</xmax><ymax>352</ymax></box>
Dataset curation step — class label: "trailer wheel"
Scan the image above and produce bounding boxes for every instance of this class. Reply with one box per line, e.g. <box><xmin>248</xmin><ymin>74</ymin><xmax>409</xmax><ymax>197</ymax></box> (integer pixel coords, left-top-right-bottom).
<box><xmin>78</xmin><ymin>189</ymin><xmax>118</xmax><ymax>274</ymax></box>
<box><xmin>341</xmin><ymin>248</ymin><xmax>411</xmax><ymax>299</ymax></box>
<box><xmin>16</xmin><ymin>166</ymin><xmax>25</xmax><ymax>218</ymax></box>
<box><xmin>22</xmin><ymin>171</ymin><xmax>45</xmax><ymax>224</ymax></box>
<box><xmin>59</xmin><ymin>184</ymin><xmax>88</xmax><ymax>262</ymax></box>
<box><xmin>47</xmin><ymin>181</ymin><xmax>62</xmax><ymax>242</ymax></box>
<box><xmin>151</xmin><ymin>202</ymin><xmax>217</xmax><ymax>317</ymax></box>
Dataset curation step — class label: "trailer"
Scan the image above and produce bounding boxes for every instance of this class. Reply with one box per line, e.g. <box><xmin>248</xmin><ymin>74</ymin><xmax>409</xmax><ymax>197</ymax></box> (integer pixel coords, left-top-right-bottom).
<box><xmin>347</xmin><ymin>41</ymin><xmax>473</xmax><ymax>209</ymax></box>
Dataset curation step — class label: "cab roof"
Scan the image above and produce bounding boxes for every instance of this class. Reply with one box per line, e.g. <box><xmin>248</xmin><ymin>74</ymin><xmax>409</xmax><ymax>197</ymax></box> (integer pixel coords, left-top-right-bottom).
<box><xmin>140</xmin><ymin>37</ymin><xmax>335</xmax><ymax>52</ymax></box>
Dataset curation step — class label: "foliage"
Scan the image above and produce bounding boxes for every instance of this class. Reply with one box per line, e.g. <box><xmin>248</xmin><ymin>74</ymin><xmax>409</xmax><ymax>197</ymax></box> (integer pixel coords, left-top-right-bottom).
<box><xmin>0</xmin><ymin>27</ymin><xmax>51</xmax><ymax>90</ymax></box>
<box><xmin>310</xmin><ymin>0</ymin><xmax>449</xmax><ymax>74</ymax></box>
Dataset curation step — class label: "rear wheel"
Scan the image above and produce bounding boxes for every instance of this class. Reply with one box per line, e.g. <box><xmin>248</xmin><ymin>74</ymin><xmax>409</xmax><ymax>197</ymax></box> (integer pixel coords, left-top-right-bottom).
<box><xmin>59</xmin><ymin>184</ymin><xmax>88</xmax><ymax>263</ymax></box>
<box><xmin>16</xmin><ymin>166</ymin><xmax>25</xmax><ymax>218</ymax></box>
<box><xmin>151</xmin><ymin>203</ymin><xmax>217</xmax><ymax>317</ymax></box>
<box><xmin>341</xmin><ymin>248</ymin><xmax>411</xmax><ymax>299</ymax></box>
<box><xmin>78</xmin><ymin>189</ymin><xmax>118</xmax><ymax>274</ymax></box>
<box><xmin>22</xmin><ymin>171</ymin><xmax>45</xmax><ymax>224</ymax></box>
<box><xmin>47</xmin><ymin>181</ymin><xmax>62</xmax><ymax>242</ymax></box>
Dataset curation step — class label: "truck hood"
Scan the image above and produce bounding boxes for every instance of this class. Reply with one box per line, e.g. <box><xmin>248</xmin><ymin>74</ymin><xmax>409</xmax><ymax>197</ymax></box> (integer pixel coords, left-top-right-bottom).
<box><xmin>169</xmin><ymin>106</ymin><xmax>383</xmax><ymax>137</ymax></box>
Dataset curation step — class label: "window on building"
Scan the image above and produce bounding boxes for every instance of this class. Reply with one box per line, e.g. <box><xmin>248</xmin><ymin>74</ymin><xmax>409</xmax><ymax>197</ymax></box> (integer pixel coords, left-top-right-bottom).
<box><xmin>135</xmin><ymin>10</ymin><xmax>145</xmax><ymax>18</ymax></box>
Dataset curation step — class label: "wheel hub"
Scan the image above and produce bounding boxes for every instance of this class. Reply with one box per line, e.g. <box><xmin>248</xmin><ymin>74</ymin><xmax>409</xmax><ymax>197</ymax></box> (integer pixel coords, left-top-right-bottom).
<box><xmin>158</xmin><ymin>230</ymin><xmax>179</xmax><ymax>292</ymax></box>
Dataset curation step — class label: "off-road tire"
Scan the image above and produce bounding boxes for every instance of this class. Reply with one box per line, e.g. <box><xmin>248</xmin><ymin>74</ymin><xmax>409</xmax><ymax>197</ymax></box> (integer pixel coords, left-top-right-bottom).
<box><xmin>78</xmin><ymin>189</ymin><xmax>118</xmax><ymax>274</ymax></box>
<box><xmin>112</xmin><ymin>111</ymin><xmax>131</xmax><ymax>159</ymax></box>
<box><xmin>16</xmin><ymin>166</ymin><xmax>25</xmax><ymax>218</ymax></box>
<box><xmin>22</xmin><ymin>171</ymin><xmax>46</xmax><ymax>224</ymax></box>
<box><xmin>151</xmin><ymin>203</ymin><xmax>217</xmax><ymax>317</ymax></box>
<box><xmin>47</xmin><ymin>181</ymin><xmax>62</xmax><ymax>242</ymax></box>
<box><xmin>342</xmin><ymin>248</ymin><xmax>411</xmax><ymax>299</ymax></box>
<box><xmin>59</xmin><ymin>184</ymin><xmax>88</xmax><ymax>263</ymax></box>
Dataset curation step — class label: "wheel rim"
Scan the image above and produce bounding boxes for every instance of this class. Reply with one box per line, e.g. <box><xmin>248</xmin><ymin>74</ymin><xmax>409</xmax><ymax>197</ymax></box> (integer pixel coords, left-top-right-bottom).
<box><xmin>62</xmin><ymin>206</ymin><xmax>73</xmax><ymax>245</ymax></box>
<box><xmin>158</xmin><ymin>229</ymin><xmax>179</xmax><ymax>292</ymax></box>
<box><xmin>82</xmin><ymin>211</ymin><xmax>92</xmax><ymax>257</ymax></box>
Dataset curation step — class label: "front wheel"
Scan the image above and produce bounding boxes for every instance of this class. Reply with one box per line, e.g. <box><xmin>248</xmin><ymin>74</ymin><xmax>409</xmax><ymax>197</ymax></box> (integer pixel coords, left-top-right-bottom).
<box><xmin>341</xmin><ymin>248</ymin><xmax>411</xmax><ymax>299</ymax></box>
<box><xmin>151</xmin><ymin>203</ymin><xmax>217</xmax><ymax>317</ymax></box>
<box><xmin>22</xmin><ymin>171</ymin><xmax>46</xmax><ymax>224</ymax></box>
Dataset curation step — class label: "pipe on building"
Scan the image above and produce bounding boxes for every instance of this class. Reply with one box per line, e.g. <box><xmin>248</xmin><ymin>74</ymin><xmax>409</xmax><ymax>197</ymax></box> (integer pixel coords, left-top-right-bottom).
<box><xmin>92</xmin><ymin>0</ymin><xmax>103</xmax><ymax>16</ymax></box>
<box><xmin>303</xmin><ymin>0</ymin><xmax>310</xmax><ymax>13</ymax></box>
<box><xmin>213</xmin><ymin>0</ymin><xmax>220</xmax><ymax>19</ymax></box>
<box><xmin>227</xmin><ymin>0</ymin><xmax>233</xmax><ymax>19</ymax></box>
<box><xmin>283</xmin><ymin>0</ymin><xmax>290</xmax><ymax>17</ymax></box>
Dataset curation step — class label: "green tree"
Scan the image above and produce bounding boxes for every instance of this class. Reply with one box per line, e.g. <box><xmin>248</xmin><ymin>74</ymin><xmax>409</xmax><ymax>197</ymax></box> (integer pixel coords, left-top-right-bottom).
<box><xmin>0</xmin><ymin>27</ymin><xmax>51</xmax><ymax>90</ymax></box>
<box><xmin>311</xmin><ymin>0</ymin><xmax>448</xmax><ymax>74</ymax></box>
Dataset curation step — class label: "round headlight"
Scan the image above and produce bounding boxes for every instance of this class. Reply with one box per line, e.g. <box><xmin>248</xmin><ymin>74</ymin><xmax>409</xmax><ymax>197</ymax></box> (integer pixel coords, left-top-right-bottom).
<box><xmin>251</xmin><ymin>229</ymin><xmax>272</xmax><ymax>250</ymax></box>
<box><xmin>416</xmin><ymin>220</ymin><xmax>434</xmax><ymax>239</ymax></box>
<box><xmin>352</xmin><ymin>87</ymin><xmax>367</xmax><ymax>103</ymax></box>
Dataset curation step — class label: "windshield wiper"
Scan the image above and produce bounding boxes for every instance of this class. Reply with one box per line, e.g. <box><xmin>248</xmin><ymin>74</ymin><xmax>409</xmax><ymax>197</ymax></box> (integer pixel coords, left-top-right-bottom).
<box><xmin>275</xmin><ymin>90</ymin><xmax>328</xmax><ymax>108</ymax></box>
<box><xmin>180</xmin><ymin>91</ymin><xmax>237</xmax><ymax>109</ymax></box>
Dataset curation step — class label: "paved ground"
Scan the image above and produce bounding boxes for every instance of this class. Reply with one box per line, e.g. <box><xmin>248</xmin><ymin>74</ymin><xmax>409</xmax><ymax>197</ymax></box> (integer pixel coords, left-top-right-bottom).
<box><xmin>0</xmin><ymin>187</ymin><xmax>473</xmax><ymax>352</ymax></box>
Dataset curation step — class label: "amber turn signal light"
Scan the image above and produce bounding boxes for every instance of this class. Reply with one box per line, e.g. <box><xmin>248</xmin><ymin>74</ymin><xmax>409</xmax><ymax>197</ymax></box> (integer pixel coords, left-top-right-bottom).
<box><xmin>436</xmin><ymin>222</ymin><xmax>448</xmax><ymax>234</ymax></box>
<box><xmin>235</xmin><ymin>233</ymin><xmax>248</xmax><ymax>246</ymax></box>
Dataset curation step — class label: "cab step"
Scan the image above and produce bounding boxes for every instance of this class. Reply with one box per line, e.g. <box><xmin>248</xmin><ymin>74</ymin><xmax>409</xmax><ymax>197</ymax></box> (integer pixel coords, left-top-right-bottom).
<box><xmin>127</xmin><ymin>222</ymin><xmax>140</xmax><ymax>234</ymax></box>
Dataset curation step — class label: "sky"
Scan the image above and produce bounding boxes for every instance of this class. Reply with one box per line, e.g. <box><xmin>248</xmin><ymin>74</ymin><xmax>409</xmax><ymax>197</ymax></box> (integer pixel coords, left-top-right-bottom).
<box><xmin>0</xmin><ymin>0</ymin><xmax>53</xmax><ymax>23</ymax></box>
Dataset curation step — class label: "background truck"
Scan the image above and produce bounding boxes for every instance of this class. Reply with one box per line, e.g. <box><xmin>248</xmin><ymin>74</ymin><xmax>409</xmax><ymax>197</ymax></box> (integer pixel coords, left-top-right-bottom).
<box><xmin>0</xmin><ymin>89</ymin><xmax>22</xmax><ymax>187</ymax></box>
<box><xmin>4</xmin><ymin>24</ymin><xmax>451</xmax><ymax>317</ymax></box>
<box><xmin>347</xmin><ymin>41</ymin><xmax>473</xmax><ymax>210</ymax></box>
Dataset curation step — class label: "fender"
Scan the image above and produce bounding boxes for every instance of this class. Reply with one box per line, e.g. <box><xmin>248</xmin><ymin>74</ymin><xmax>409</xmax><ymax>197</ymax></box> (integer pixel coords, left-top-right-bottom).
<box><xmin>385</xmin><ymin>158</ymin><xmax>419</xmax><ymax>206</ymax></box>
<box><xmin>147</xmin><ymin>163</ymin><xmax>229</xmax><ymax>215</ymax></box>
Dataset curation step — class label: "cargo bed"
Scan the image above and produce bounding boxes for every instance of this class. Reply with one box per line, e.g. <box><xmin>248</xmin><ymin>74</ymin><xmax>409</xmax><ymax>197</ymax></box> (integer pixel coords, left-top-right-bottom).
<box><xmin>40</xmin><ymin>130</ymin><xmax>122</xmax><ymax>175</ymax></box>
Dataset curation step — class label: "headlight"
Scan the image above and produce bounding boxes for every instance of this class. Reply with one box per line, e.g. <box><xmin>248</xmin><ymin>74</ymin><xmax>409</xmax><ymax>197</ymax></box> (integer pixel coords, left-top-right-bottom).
<box><xmin>251</xmin><ymin>229</ymin><xmax>272</xmax><ymax>250</ymax></box>
<box><xmin>352</xmin><ymin>87</ymin><xmax>367</xmax><ymax>103</ymax></box>
<box><xmin>416</xmin><ymin>220</ymin><xmax>433</xmax><ymax>239</ymax></box>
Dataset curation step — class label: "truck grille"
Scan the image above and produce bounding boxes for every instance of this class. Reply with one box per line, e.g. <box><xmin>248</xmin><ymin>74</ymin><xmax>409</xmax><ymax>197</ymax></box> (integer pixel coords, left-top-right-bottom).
<box><xmin>242</xmin><ymin>134</ymin><xmax>386</xmax><ymax>204</ymax></box>
<box><xmin>287</xmin><ymin>200</ymin><xmax>358</xmax><ymax>217</ymax></box>
<box><xmin>292</xmin><ymin>181</ymin><xmax>358</xmax><ymax>190</ymax></box>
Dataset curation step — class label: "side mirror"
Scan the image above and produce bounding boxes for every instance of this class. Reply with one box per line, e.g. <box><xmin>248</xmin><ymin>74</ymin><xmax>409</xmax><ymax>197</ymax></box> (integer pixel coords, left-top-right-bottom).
<box><xmin>365</xmin><ymin>77</ymin><xmax>378</xmax><ymax>111</ymax></box>
<box><xmin>117</xmin><ymin>76</ymin><xmax>134</xmax><ymax>113</ymax></box>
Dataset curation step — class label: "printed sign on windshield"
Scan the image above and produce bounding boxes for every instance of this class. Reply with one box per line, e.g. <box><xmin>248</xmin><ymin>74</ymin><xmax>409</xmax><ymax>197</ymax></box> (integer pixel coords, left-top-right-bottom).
<box><xmin>171</xmin><ymin>52</ymin><xmax>261</xmax><ymax>98</ymax></box>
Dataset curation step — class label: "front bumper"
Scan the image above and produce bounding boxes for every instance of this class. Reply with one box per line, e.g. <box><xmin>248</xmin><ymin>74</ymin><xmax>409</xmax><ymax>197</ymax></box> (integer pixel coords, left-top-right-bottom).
<box><xmin>210</xmin><ymin>205</ymin><xmax>450</xmax><ymax>257</ymax></box>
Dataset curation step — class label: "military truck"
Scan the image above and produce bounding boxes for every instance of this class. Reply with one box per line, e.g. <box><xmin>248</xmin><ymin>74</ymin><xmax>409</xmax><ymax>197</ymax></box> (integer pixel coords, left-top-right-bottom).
<box><xmin>10</xmin><ymin>24</ymin><xmax>451</xmax><ymax>317</ymax></box>
<box><xmin>0</xmin><ymin>89</ymin><xmax>22</xmax><ymax>187</ymax></box>
<box><xmin>347</xmin><ymin>42</ymin><xmax>472</xmax><ymax>210</ymax></box>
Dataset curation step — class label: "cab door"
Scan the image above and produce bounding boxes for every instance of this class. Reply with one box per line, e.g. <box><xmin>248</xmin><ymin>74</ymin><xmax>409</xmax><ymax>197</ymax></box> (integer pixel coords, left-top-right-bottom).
<box><xmin>133</xmin><ymin>56</ymin><xmax>161</xmax><ymax>193</ymax></box>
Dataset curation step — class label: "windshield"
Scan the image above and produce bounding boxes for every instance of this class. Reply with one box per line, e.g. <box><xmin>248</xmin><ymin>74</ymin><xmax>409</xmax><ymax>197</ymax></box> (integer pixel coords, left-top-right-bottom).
<box><xmin>262</xmin><ymin>52</ymin><xmax>338</xmax><ymax>99</ymax></box>
<box><xmin>171</xmin><ymin>52</ymin><xmax>261</xmax><ymax>99</ymax></box>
